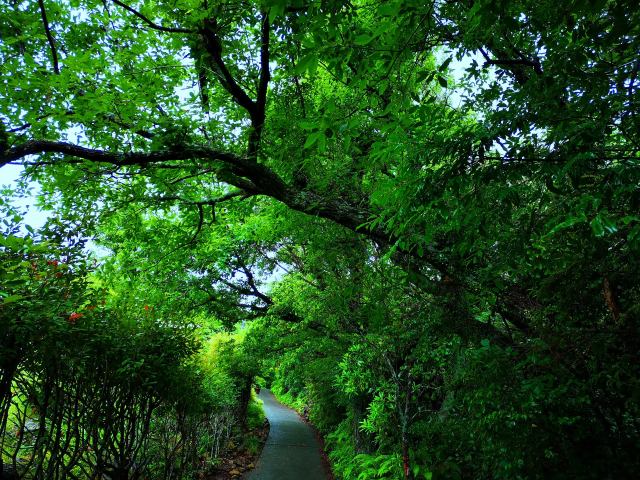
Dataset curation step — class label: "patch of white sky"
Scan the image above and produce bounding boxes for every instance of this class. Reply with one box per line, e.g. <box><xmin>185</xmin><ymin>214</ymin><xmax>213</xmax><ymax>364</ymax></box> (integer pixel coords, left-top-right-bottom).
<box><xmin>0</xmin><ymin>164</ymin><xmax>48</xmax><ymax>229</ymax></box>
<box><xmin>436</xmin><ymin>46</ymin><xmax>547</xmax><ymax>157</ymax></box>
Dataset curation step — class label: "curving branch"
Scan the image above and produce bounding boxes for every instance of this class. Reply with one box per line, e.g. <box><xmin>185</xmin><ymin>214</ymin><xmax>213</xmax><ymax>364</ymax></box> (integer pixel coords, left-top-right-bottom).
<box><xmin>1</xmin><ymin>140</ymin><xmax>246</xmax><ymax>169</ymax></box>
<box><xmin>37</xmin><ymin>0</ymin><xmax>60</xmax><ymax>74</ymax></box>
<box><xmin>110</xmin><ymin>0</ymin><xmax>197</xmax><ymax>34</ymax></box>
<box><xmin>199</xmin><ymin>13</ymin><xmax>271</xmax><ymax>161</ymax></box>
<box><xmin>0</xmin><ymin>138</ymin><xmax>448</xmax><ymax>275</ymax></box>
<box><xmin>200</xmin><ymin>20</ymin><xmax>256</xmax><ymax>116</ymax></box>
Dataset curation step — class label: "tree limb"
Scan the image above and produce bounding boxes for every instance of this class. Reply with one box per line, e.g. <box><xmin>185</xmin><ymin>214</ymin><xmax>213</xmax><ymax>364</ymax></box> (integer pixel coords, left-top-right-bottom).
<box><xmin>1</xmin><ymin>139</ymin><xmax>448</xmax><ymax>276</ymax></box>
<box><xmin>484</xmin><ymin>58</ymin><xmax>542</xmax><ymax>75</ymax></box>
<box><xmin>2</xmin><ymin>140</ymin><xmax>239</xmax><ymax>168</ymax></box>
<box><xmin>235</xmin><ymin>255</ymin><xmax>273</xmax><ymax>305</ymax></box>
<box><xmin>110</xmin><ymin>0</ymin><xmax>197</xmax><ymax>34</ymax></box>
<box><xmin>200</xmin><ymin>20</ymin><xmax>257</xmax><ymax>117</ymax></box>
<box><xmin>37</xmin><ymin>0</ymin><xmax>60</xmax><ymax>74</ymax></box>
<box><xmin>257</xmin><ymin>12</ymin><xmax>271</xmax><ymax>117</ymax></box>
<box><xmin>248</xmin><ymin>11</ymin><xmax>271</xmax><ymax>159</ymax></box>
<box><xmin>150</xmin><ymin>189</ymin><xmax>250</xmax><ymax>207</ymax></box>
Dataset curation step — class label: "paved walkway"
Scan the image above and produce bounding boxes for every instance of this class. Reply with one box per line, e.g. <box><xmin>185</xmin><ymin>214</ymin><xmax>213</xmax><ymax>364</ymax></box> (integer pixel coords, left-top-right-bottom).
<box><xmin>244</xmin><ymin>389</ymin><xmax>329</xmax><ymax>480</ymax></box>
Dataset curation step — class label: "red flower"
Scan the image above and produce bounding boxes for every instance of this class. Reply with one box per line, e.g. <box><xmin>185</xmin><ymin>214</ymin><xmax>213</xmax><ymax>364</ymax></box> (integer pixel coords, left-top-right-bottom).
<box><xmin>68</xmin><ymin>312</ymin><xmax>83</xmax><ymax>323</ymax></box>
<box><xmin>144</xmin><ymin>305</ymin><xmax>150</xmax><ymax>311</ymax></box>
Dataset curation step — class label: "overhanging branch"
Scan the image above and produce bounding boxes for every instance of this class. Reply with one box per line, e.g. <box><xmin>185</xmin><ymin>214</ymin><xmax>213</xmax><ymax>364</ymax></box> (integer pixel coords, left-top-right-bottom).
<box><xmin>1</xmin><ymin>139</ymin><xmax>447</xmax><ymax>276</ymax></box>
<box><xmin>200</xmin><ymin>20</ymin><xmax>256</xmax><ymax>116</ymax></box>
<box><xmin>38</xmin><ymin>0</ymin><xmax>60</xmax><ymax>74</ymax></box>
<box><xmin>110</xmin><ymin>0</ymin><xmax>197</xmax><ymax>34</ymax></box>
<box><xmin>2</xmin><ymin>140</ymin><xmax>239</xmax><ymax>168</ymax></box>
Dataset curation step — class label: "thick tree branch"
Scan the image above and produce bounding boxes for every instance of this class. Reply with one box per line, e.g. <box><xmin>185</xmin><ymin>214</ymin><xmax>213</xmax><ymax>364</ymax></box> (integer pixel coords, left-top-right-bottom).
<box><xmin>248</xmin><ymin>11</ymin><xmax>271</xmax><ymax>158</ymax></box>
<box><xmin>257</xmin><ymin>12</ymin><xmax>271</xmax><ymax>118</ymax></box>
<box><xmin>200</xmin><ymin>20</ymin><xmax>257</xmax><ymax>117</ymax></box>
<box><xmin>2</xmin><ymin>140</ymin><xmax>238</xmax><ymax>169</ymax></box>
<box><xmin>199</xmin><ymin>14</ymin><xmax>271</xmax><ymax>160</ymax></box>
<box><xmin>1</xmin><ymin>139</ymin><xmax>447</xmax><ymax>276</ymax></box>
<box><xmin>110</xmin><ymin>0</ymin><xmax>197</xmax><ymax>34</ymax></box>
<box><xmin>37</xmin><ymin>0</ymin><xmax>60</xmax><ymax>74</ymax></box>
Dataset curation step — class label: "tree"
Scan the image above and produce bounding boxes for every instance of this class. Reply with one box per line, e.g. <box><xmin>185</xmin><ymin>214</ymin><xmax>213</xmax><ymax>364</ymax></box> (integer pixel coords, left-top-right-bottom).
<box><xmin>2</xmin><ymin>0</ymin><xmax>640</xmax><ymax>478</ymax></box>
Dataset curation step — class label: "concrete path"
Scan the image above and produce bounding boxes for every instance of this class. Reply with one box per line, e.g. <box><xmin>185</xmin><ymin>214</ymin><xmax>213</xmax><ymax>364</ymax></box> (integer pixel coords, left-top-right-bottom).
<box><xmin>244</xmin><ymin>389</ymin><xmax>329</xmax><ymax>480</ymax></box>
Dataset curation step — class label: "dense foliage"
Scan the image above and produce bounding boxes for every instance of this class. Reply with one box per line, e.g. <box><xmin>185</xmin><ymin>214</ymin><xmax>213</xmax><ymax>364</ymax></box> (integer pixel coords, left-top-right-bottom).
<box><xmin>0</xmin><ymin>211</ymin><xmax>262</xmax><ymax>478</ymax></box>
<box><xmin>1</xmin><ymin>0</ymin><xmax>639</xmax><ymax>479</ymax></box>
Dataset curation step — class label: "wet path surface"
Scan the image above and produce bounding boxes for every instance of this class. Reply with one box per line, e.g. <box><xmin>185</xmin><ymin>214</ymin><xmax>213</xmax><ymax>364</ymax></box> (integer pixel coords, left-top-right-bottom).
<box><xmin>244</xmin><ymin>389</ymin><xmax>329</xmax><ymax>480</ymax></box>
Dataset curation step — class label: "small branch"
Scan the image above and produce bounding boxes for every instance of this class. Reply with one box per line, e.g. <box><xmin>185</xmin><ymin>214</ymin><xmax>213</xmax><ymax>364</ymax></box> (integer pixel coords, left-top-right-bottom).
<box><xmin>38</xmin><ymin>0</ymin><xmax>60</xmax><ymax>74</ymax></box>
<box><xmin>147</xmin><ymin>189</ymin><xmax>250</xmax><ymax>207</ymax></box>
<box><xmin>484</xmin><ymin>58</ymin><xmax>542</xmax><ymax>75</ymax></box>
<box><xmin>110</xmin><ymin>0</ymin><xmax>197</xmax><ymax>34</ymax></box>
<box><xmin>197</xmin><ymin>189</ymin><xmax>250</xmax><ymax>206</ymax></box>
<box><xmin>234</xmin><ymin>255</ymin><xmax>273</xmax><ymax>305</ymax></box>
<box><xmin>7</xmin><ymin>111</ymin><xmax>152</xmax><ymax>139</ymax></box>
<box><xmin>103</xmin><ymin>113</ymin><xmax>154</xmax><ymax>139</ymax></box>
<box><xmin>168</xmin><ymin>168</ymin><xmax>216</xmax><ymax>184</ymax></box>
<box><xmin>215</xmin><ymin>274</ymin><xmax>273</xmax><ymax>306</ymax></box>
<box><xmin>188</xmin><ymin>204</ymin><xmax>204</xmax><ymax>244</ymax></box>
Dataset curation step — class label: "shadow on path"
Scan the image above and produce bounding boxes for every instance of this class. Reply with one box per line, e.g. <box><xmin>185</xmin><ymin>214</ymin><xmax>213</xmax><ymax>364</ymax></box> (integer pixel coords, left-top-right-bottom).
<box><xmin>243</xmin><ymin>389</ymin><xmax>329</xmax><ymax>480</ymax></box>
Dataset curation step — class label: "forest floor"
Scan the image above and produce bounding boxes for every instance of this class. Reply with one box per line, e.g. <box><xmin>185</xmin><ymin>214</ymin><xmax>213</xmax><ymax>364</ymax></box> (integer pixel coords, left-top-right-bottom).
<box><xmin>204</xmin><ymin>418</ymin><xmax>269</xmax><ymax>479</ymax></box>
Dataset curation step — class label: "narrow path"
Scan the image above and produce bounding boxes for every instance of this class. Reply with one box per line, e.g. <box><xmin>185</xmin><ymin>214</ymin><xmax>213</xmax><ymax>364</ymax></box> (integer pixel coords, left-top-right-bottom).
<box><xmin>244</xmin><ymin>389</ymin><xmax>329</xmax><ymax>480</ymax></box>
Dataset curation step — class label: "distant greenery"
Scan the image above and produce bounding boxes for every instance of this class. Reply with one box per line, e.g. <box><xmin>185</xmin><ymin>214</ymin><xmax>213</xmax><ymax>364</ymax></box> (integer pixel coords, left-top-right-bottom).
<box><xmin>2</xmin><ymin>0</ymin><xmax>640</xmax><ymax>479</ymax></box>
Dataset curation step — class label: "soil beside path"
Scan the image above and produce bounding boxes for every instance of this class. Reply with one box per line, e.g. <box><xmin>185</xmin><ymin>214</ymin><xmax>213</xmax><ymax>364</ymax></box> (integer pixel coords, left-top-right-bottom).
<box><xmin>243</xmin><ymin>389</ymin><xmax>330</xmax><ymax>480</ymax></box>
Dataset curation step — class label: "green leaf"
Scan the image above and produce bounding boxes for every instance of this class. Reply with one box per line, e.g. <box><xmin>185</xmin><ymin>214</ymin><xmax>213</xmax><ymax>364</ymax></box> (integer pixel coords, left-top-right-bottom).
<box><xmin>304</xmin><ymin>132</ymin><xmax>321</xmax><ymax>149</ymax></box>
<box><xmin>269</xmin><ymin>4</ymin><xmax>286</xmax><ymax>22</ymax></box>
<box><xmin>354</xmin><ymin>34</ymin><xmax>373</xmax><ymax>46</ymax></box>
<box><xmin>378</xmin><ymin>3</ymin><xmax>401</xmax><ymax>16</ymax></box>
<box><xmin>294</xmin><ymin>53</ymin><xmax>318</xmax><ymax>75</ymax></box>
<box><xmin>1</xmin><ymin>294</ymin><xmax>23</xmax><ymax>304</ymax></box>
<box><xmin>547</xmin><ymin>213</ymin><xmax>587</xmax><ymax>236</ymax></box>
<box><xmin>590</xmin><ymin>214</ymin><xmax>617</xmax><ymax>237</ymax></box>
<box><xmin>438</xmin><ymin>57</ymin><xmax>453</xmax><ymax>72</ymax></box>
<box><xmin>416</xmin><ymin>70</ymin><xmax>433</xmax><ymax>83</ymax></box>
